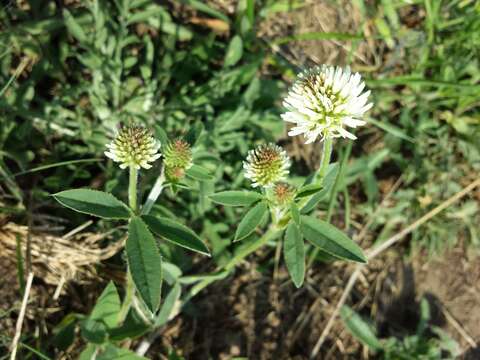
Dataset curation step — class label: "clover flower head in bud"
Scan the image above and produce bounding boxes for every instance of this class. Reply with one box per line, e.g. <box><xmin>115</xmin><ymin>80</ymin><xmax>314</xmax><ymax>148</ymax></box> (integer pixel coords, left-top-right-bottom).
<box><xmin>163</xmin><ymin>138</ymin><xmax>193</xmax><ymax>182</ymax></box>
<box><xmin>243</xmin><ymin>143</ymin><xmax>290</xmax><ymax>188</ymax></box>
<box><xmin>105</xmin><ymin>125</ymin><xmax>161</xmax><ymax>170</ymax></box>
<box><xmin>282</xmin><ymin>65</ymin><xmax>372</xmax><ymax>144</ymax></box>
<box><xmin>273</xmin><ymin>182</ymin><xmax>296</xmax><ymax>206</ymax></box>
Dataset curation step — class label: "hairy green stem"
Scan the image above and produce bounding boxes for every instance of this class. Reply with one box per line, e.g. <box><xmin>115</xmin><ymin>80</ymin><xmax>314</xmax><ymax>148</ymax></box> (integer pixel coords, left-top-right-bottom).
<box><xmin>225</xmin><ymin>226</ymin><xmax>282</xmax><ymax>271</ymax></box>
<box><xmin>121</xmin><ymin>165</ymin><xmax>139</xmax><ymax>323</ymax></box>
<box><xmin>118</xmin><ymin>270</ymin><xmax>135</xmax><ymax>323</ymax></box>
<box><xmin>276</xmin><ymin>138</ymin><xmax>335</xmax><ymax>228</ymax></box>
<box><xmin>141</xmin><ymin>167</ymin><xmax>165</xmax><ymax>215</ymax></box>
<box><xmin>129</xmin><ymin>166</ymin><xmax>138</xmax><ymax>212</ymax></box>
<box><xmin>315</xmin><ymin>137</ymin><xmax>333</xmax><ymax>183</ymax></box>
<box><xmin>326</xmin><ymin>142</ymin><xmax>352</xmax><ymax>222</ymax></box>
<box><xmin>343</xmin><ymin>189</ymin><xmax>351</xmax><ymax>231</ymax></box>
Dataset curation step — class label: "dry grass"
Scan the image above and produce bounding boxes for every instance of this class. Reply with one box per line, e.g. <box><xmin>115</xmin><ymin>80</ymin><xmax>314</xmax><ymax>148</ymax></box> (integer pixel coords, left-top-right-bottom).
<box><xmin>0</xmin><ymin>222</ymin><xmax>123</xmax><ymax>286</ymax></box>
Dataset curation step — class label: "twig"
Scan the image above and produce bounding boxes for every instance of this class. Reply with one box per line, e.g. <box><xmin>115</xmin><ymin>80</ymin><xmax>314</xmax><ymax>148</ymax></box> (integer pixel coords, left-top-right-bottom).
<box><xmin>10</xmin><ymin>272</ymin><xmax>34</xmax><ymax>360</ymax></box>
<box><xmin>366</xmin><ymin>177</ymin><xmax>480</xmax><ymax>260</ymax></box>
<box><xmin>62</xmin><ymin>220</ymin><xmax>93</xmax><ymax>239</ymax></box>
<box><xmin>442</xmin><ymin>305</ymin><xmax>476</xmax><ymax>348</ymax></box>
<box><xmin>26</xmin><ymin>192</ymin><xmax>33</xmax><ymax>274</ymax></box>
<box><xmin>51</xmin><ymin>221</ymin><xmax>94</xmax><ymax>300</ymax></box>
<box><xmin>0</xmin><ymin>56</ymin><xmax>31</xmax><ymax>98</ymax></box>
<box><xmin>53</xmin><ymin>276</ymin><xmax>66</xmax><ymax>301</ymax></box>
<box><xmin>310</xmin><ymin>266</ymin><xmax>362</xmax><ymax>358</ymax></box>
<box><xmin>310</xmin><ymin>177</ymin><xmax>480</xmax><ymax>358</ymax></box>
<box><xmin>354</xmin><ymin>176</ymin><xmax>404</xmax><ymax>242</ymax></box>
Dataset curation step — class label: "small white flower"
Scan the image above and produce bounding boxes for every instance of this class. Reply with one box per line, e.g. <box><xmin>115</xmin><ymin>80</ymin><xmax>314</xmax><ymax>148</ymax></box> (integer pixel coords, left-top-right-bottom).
<box><xmin>105</xmin><ymin>125</ymin><xmax>161</xmax><ymax>170</ymax></box>
<box><xmin>282</xmin><ymin>65</ymin><xmax>372</xmax><ymax>143</ymax></box>
<box><xmin>243</xmin><ymin>143</ymin><xmax>290</xmax><ymax>188</ymax></box>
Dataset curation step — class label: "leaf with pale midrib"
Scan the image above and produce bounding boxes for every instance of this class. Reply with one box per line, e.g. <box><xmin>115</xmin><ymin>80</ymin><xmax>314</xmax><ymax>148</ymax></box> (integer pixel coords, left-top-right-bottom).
<box><xmin>284</xmin><ymin>223</ymin><xmax>305</xmax><ymax>288</ymax></box>
<box><xmin>209</xmin><ymin>190</ymin><xmax>264</xmax><ymax>206</ymax></box>
<box><xmin>53</xmin><ymin>189</ymin><xmax>131</xmax><ymax>219</ymax></box>
<box><xmin>142</xmin><ymin>215</ymin><xmax>210</xmax><ymax>256</ymax></box>
<box><xmin>126</xmin><ymin>217</ymin><xmax>162</xmax><ymax>314</ymax></box>
<box><xmin>234</xmin><ymin>201</ymin><xmax>269</xmax><ymax>242</ymax></box>
<box><xmin>300</xmin><ymin>215</ymin><xmax>366</xmax><ymax>263</ymax></box>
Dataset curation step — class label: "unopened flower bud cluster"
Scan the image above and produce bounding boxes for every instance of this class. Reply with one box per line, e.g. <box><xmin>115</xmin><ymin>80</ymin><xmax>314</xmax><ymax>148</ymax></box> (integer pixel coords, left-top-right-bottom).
<box><xmin>163</xmin><ymin>138</ymin><xmax>193</xmax><ymax>182</ymax></box>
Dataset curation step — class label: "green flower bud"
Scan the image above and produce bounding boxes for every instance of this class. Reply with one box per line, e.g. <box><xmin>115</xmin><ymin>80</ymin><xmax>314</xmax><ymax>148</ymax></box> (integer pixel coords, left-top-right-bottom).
<box><xmin>163</xmin><ymin>138</ymin><xmax>193</xmax><ymax>182</ymax></box>
<box><xmin>272</xmin><ymin>182</ymin><xmax>296</xmax><ymax>206</ymax></box>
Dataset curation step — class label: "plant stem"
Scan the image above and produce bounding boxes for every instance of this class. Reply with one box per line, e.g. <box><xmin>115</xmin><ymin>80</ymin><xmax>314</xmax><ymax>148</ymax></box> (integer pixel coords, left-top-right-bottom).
<box><xmin>343</xmin><ymin>189</ymin><xmax>351</xmax><ymax>231</ymax></box>
<box><xmin>276</xmin><ymin>138</ymin><xmax>335</xmax><ymax>228</ymax></box>
<box><xmin>225</xmin><ymin>226</ymin><xmax>282</xmax><ymax>271</ymax></box>
<box><xmin>118</xmin><ymin>270</ymin><xmax>135</xmax><ymax>323</ymax></box>
<box><xmin>326</xmin><ymin>141</ymin><xmax>352</xmax><ymax>222</ymax></box>
<box><xmin>129</xmin><ymin>166</ymin><xmax>138</xmax><ymax>212</ymax></box>
<box><xmin>121</xmin><ymin>165</ymin><xmax>138</xmax><ymax>323</ymax></box>
<box><xmin>141</xmin><ymin>166</ymin><xmax>165</xmax><ymax>215</ymax></box>
<box><xmin>315</xmin><ymin>137</ymin><xmax>333</xmax><ymax>183</ymax></box>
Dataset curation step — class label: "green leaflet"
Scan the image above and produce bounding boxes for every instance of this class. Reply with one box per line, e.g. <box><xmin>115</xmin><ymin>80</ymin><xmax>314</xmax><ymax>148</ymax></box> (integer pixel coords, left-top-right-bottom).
<box><xmin>53</xmin><ymin>189</ymin><xmax>131</xmax><ymax>219</ymax></box>
<box><xmin>126</xmin><ymin>217</ymin><xmax>163</xmax><ymax>314</ymax></box>
<box><xmin>185</xmin><ymin>164</ymin><xmax>214</xmax><ymax>181</ymax></box>
<box><xmin>143</xmin><ymin>215</ymin><xmax>210</xmax><ymax>256</ymax></box>
<box><xmin>209</xmin><ymin>190</ymin><xmax>264</xmax><ymax>206</ymax></box>
<box><xmin>283</xmin><ymin>222</ymin><xmax>305</xmax><ymax>288</ymax></box>
<box><xmin>234</xmin><ymin>201</ymin><xmax>269</xmax><ymax>242</ymax></box>
<box><xmin>301</xmin><ymin>216</ymin><xmax>366</xmax><ymax>263</ymax></box>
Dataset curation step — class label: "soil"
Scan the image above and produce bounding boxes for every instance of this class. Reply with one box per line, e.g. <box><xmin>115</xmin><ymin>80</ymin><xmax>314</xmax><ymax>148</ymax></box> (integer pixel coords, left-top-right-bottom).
<box><xmin>145</xmin><ymin>244</ymin><xmax>480</xmax><ymax>359</ymax></box>
<box><xmin>414</xmin><ymin>246</ymin><xmax>480</xmax><ymax>357</ymax></box>
<box><xmin>149</xmin><ymin>254</ymin><xmax>371</xmax><ymax>359</ymax></box>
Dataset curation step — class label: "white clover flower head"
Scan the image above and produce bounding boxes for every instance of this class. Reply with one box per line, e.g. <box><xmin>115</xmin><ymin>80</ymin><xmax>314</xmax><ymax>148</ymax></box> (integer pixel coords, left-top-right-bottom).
<box><xmin>105</xmin><ymin>125</ymin><xmax>161</xmax><ymax>170</ymax></box>
<box><xmin>282</xmin><ymin>65</ymin><xmax>372</xmax><ymax>143</ymax></box>
<box><xmin>243</xmin><ymin>143</ymin><xmax>290</xmax><ymax>188</ymax></box>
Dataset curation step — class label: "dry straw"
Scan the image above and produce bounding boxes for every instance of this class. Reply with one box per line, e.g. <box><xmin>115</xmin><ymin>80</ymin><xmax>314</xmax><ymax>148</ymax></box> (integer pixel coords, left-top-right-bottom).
<box><xmin>0</xmin><ymin>222</ymin><xmax>123</xmax><ymax>286</ymax></box>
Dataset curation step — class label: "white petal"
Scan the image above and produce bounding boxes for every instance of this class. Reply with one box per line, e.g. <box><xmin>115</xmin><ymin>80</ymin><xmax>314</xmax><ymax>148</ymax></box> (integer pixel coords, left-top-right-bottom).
<box><xmin>305</xmin><ymin>128</ymin><xmax>322</xmax><ymax>144</ymax></box>
<box><xmin>282</xmin><ymin>112</ymin><xmax>309</xmax><ymax>124</ymax></box>
<box><xmin>104</xmin><ymin>151</ymin><xmax>117</xmax><ymax>160</ymax></box>
<box><xmin>343</xmin><ymin>117</ymin><xmax>366</xmax><ymax>128</ymax></box>
<box><xmin>338</xmin><ymin>127</ymin><xmax>357</xmax><ymax>140</ymax></box>
<box><xmin>288</xmin><ymin>127</ymin><xmax>306</xmax><ymax>137</ymax></box>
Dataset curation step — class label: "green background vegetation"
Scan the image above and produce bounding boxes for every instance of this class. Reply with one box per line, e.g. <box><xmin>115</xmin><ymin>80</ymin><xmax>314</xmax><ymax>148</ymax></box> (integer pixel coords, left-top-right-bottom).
<box><xmin>1</xmin><ymin>0</ymin><xmax>479</xmax><ymax>358</ymax></box>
